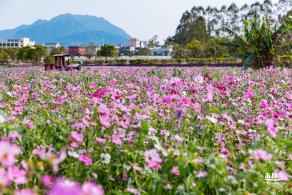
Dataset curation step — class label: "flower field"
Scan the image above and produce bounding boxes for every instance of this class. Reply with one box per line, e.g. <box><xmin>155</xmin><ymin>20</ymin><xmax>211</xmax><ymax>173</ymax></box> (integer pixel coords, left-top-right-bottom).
<box><xmin>0</xmin><ymin>67</ymin><xmax>291</xmax><ymax>194</ymax></box>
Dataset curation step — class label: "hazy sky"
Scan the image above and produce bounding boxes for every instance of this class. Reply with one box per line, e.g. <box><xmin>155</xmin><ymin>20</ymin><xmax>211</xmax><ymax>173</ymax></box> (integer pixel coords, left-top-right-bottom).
<box><xmin>0</xmin><ymin>0</ymin><xmax>276</xmax><ymax>42</ymax></box>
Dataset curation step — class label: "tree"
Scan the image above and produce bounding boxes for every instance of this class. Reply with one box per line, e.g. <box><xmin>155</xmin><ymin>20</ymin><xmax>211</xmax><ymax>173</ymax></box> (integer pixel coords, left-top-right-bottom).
<box><xmin>4</xmin><ymin>48</ymin><xmax>18</xmax><ymax>62</ymax></box>
<box><xmin>146</xmin><ymin>35</ymin><xmax>160</xmax><ymax>48</ymax></box>
<box><xmin>186</xmin><ymin>40</ymin><xmax>204</xmax><ymax>58</ymax></box>
<box><xmin>98</xmin><ymin>44</ymin><xmax>117</xmax><ymax>61</ymax></box>
<box><xmin>32</xmin><ymin>45</ymin><xmax>47</xmax><ymax>64</ymax></box>
<box><xmin>0</xmin><ymin>49</ymin><xmax>8</xmax><ymax>65</ymax></box>
<box><xmin>226</xmin><ymin>14</ymin><xmax>292</xmax><ymax>68</ymax></box>
<box><xmin>173</xmin><ymin>14</ymin><xmax>208</xmax><ymax>45</ymax></box>
<box><xmin>136</xmin><ymin>48</ymin><xmax>151</xmax><ymax>56</ymax></box>
<box><xmin>205</xmin><ymin>38</ymin><xmax>229</xmax><ymax>58</ymax></box>
<box><xmin>17</xmin><ymin>47</ymin><xmax>34</xmax><ymax>62</ymax></box>
<box><xmin>50</xmin><ymin>47</ymin><xmax>66</xmax><ymax>55</ymax></box>
<box><xmin>44</xmin><ymin>55</ymin><xmax>54</xmax><ymax>65</ymax></box>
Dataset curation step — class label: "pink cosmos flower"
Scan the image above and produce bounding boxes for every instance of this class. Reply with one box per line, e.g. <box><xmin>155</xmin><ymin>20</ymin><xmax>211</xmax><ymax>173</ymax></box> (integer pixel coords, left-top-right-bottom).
<box><xmin>14</xmin><ymin>189</ymin><xmax>37</xmax><ymax>195</ymax></box>
<box><xmin>243</xmin><ymin>88</ymin><xmax>255</xmax><ymax>99</ymax></box>
<box><xmin>145</xmin><ymin>149</ymin><xmax>162</xmax><ymax>171</ymax></box>
<box><xmin>206</xmin><ymin>85</ymin><xmax>214</xmax><ymax>102</ymax></box>
<box><xmin>42</xmin><ymin>175</ymin><xmax>53</xmax><ymax>186</ymax></box>
<box><xmin>253</xmin><ymin>150</ymin><xmax>272</xmax><ymax>161</ymax></box>
<box><xmin>170</xmin><ymin>166</ymin><xmax>180</xmax><ymax>176</ymax></box>
<box><xmin>26</xmin><ymin>121</ymin><xmax>34</xmax><ymax>129</ymax></box>
<box><xmin>96</xmin><ymin>137</ymin><xmax>106</xmax><ymax>144</ymax></box>
<box><xmin>0</xmin><ymin>168</ymin><xmax>8</xmax><ymax>186</ymax></box>
<box><xmin>6</xmin><ymin>166</ymin><xmax>28</xmax><ymax>185</ymax></box>
<box><xmin>89</xmin><ymin>82</ymin><xmax>97</xmax><ymax>89</ymax></box>
<box><xmin>193</xmin><ymin>103</ymin><xmax>201</xmax><ymax>113</ymax></box>
<box><xmin>70</xmin><ymin>131</ymin><xmax>84</xmax><ymax>142</ymax></box>
<box><xmin>127</xmin><ymin>187</ymin><xmax>140</xmax><ymax>195</ymax></box>
<box><xmin>265</xmin><ymin>119</ymin><xmax>277</xmax><ymax>138</ymax></box>
<box><xmin>79</xmin><ymin>155</ymin><xmax>93</xmax><ymax>166</ymax></box>
<box><xmin>196</xmin><ymin>171</ymin><xmax>208</xmax><ymax>178</ymax></box>
<box><xmin>49</xmin><ymin>178</ymin><xmax>82</xmax><ymax>195</ymax></box>
<box><xmin>99</xmin><ymin>106</ymin><xmax>111</xmax><ymax>128</ymax></box>
<box><xmin>193</xmin><ymin>157</ymin><xmax>204</xmax><ymax>164</ymax></box>
<box><xmin>0</xmin><ymin>141</ymin><xmax>21</xmax><ymax>167</ymax></box>
<box><xmin>82</xmin><ymin>182</ymin><xmax>104</xmax><ymax>195</ymax></box>
<box><xmin>111</xmin><ymin>134</ymin><xmax>122</xmax><ymax>145</ymax></box>
<box><xmin>274</xmin><ymin>170</ymin><xmax>289</xmax><ymax>181</ymax></box>
<box><xmin>260</xmin><ymin>100</ymin><xmax>269</xmax><ymax>109</ymax></box>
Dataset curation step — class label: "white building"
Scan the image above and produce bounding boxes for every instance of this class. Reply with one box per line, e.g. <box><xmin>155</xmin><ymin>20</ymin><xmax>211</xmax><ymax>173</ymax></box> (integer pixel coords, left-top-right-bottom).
<box><xmin>43</xmin><ymin>42</ymin><xmax>61</xmax><ymax>53</ymax></box>
<box><xmin>127</xmin><ymin>38</ymin><xmax>144</xmax><ymax>48</ymax></box>
<box><xmin>0</xmin><ymin>38</ymin><xmax>35</xmax><ymax>48</ymax></box>
<box><xmin>151</xmin><ymin>46</ymin><xmax>173</xmax><ymax>56</ymax></box>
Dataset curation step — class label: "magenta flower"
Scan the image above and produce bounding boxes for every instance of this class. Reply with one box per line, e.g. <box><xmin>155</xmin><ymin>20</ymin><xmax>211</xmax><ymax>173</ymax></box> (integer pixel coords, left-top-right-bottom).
<box><xmin>92</xmin><ymin>89</ymin><xmax>106</xmax><ymax>99</ymax></box>
<box><xmin>42</xmin><ymin>175</ymin><xmax>53</xmax><ymax>186</ymax></box>
<box><xmin>243</xmin><ymin>88</ymin><xmax>255</xmax><ymax>99</ymax></box>
<box><xmin>260</xmin><ymin>100</ymin><xmax>269</xmax><ymax>109</ymax></box>
<box><xmin>79</xmin><ymin>155</ymin><xmax>93</xmax><ymax>166</ymax></box>
<box><xmin>49</xmin><ymin>178</ymin><xmax>82</xmax><ymax>195</ymax></box>
<box><xmin>170</xmin><ymin>166</ymin><xmax>180</xmax><ymax>176</ymax></box>
<box><xmin>82</xmin><ymin>182</ymin><xmax>104</xmax><ymax>195</ymax></box>
<box><xmin>253</xmin><ymin>150</ymin><xmax>272</xmax><ymax>161</ymax></box>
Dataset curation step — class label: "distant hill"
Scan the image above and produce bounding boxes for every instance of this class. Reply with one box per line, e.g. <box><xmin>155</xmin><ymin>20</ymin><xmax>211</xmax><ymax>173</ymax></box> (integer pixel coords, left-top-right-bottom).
<box><xmin>0</xmin><ymin>13</ymin><xmax>131</xmax><ymax>46</ymax></box>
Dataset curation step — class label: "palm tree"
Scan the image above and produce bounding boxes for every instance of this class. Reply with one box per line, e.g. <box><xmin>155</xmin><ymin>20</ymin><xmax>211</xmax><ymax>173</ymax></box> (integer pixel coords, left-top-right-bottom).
<box><xmin>225</xmin><ymin>14</ymin><xmax>292</xmax><ymax>68</ymax></box>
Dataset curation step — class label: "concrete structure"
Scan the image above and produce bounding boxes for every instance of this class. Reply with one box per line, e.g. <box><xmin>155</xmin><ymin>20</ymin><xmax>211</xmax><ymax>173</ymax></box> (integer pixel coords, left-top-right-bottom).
<box><xmin>43</xmin><ymin>42</ymin><xmax>61</xmax><ymax>53</ymax></box>
<box><xmin>150</xmin><ymin>46</ymin><xmax>173</xmax><ymax>56</ymax></box>
<box><xmin>85</xmin><ymin>45</ymin><xmax>100</xmax><ymax>56</ymax></box>
<box><xmin>68</xmin><ymin>46</ymin><xmax>86</xmax><ymax>56</ymax></box>
<box><xmin>127</xmin><ymin>38</ymin><xmax>144</xmax><ymax>48</ymax></box>
<box><xmin>0</xmin><ymin>38</ymin><xmax>35</xmax><ymax>48</ymax></box>
<box><xmin>119</xmin><ymin>46</ymin><xmax>136</xmax><ymax>56</ymax></box>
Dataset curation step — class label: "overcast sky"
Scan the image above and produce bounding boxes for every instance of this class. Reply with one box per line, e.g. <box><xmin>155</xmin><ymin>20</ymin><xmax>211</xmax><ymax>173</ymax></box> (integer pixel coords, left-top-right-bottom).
<box><xmin>0</xmin><ymin>0</ymin><xmax>276</xmax><ymax>42</ymax></box>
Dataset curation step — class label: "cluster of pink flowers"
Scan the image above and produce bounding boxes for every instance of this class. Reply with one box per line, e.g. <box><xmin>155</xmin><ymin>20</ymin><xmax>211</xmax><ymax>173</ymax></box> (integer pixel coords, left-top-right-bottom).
<box><xmin>49</xmin><ymin>178</ymin><xmax>104</xmax><ymax>195</ymax></box>
<box><xmin>0</xmin><ymin>141</ymin><xmax>27</xmax><ymax>187</ymax></box>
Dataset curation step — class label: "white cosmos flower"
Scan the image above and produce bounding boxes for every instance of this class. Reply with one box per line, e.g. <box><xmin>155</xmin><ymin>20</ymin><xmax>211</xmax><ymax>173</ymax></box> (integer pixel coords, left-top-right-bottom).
<box><xmin>0</xmin><ymin>115</ymin><xmax>5</xmax><ymax>123</ymax></box>
<box><xmin>100</xmin><ymin>153</ymin><xmax>111</xmax><ymax>164</ymax></box>
<box><xmin>206</xmin><ymin>116</ymin><xmax>218</xmax><ymax>124</ymax></box>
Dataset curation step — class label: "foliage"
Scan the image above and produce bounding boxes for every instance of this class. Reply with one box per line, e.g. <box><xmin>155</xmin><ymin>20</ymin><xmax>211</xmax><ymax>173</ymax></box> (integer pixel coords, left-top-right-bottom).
<box><xmin>31</xmin><ymin>45</ymin><xmax>47</xmax><ymax>64</ymax></box>
<box><xmin>0</xmin><ymin>49</ymin><xmax>8</xmax><ymax>65</ymax></box>
<box><xmin>186</xmin><ymin>40</ymin><xmax>204</xmax><ymax>58</ymax></box>
<box><xmin>0</xmin><ymin>67</ymin><xmax>290</xmax><ymax>194</ymax></box>
<box><xmin>15</xmin><ymin>45</ymin><xmax>47</xmax><ymax>64</ymax></box>
<box><xmin>44</xmin><ymin>55</ymin><xmax>55</xmax><ymax>65</ymax></box>
<box><xmin>145</xmin><ymin>35</ymin><xmax>160</xmax><ymax>48</ymax></box>
<box><xmin>3</xmin><ymin>48</ymin><xmax>18</xmax><ymax>62</ymax></box>
<box><xmin>226</xmin><ymin>14</ymin><xmax>292</xmax><ymax>68</ymax></box>
<box><xmin>50</xmin><ymin>47</ymin><xmax>67</xmax><ymax>55</ymax></box>
<box><xmin>98</xmin><ymin>44</ymin><xmax>118</xmax><ymax>60</ymax></box>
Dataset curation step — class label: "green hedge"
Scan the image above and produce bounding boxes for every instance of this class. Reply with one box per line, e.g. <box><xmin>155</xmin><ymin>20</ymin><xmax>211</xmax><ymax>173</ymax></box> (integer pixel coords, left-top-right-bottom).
<box><xmin>79</xmin><ymin>58</ymin><xmax>242</xmax><ymax>65</ymax></box>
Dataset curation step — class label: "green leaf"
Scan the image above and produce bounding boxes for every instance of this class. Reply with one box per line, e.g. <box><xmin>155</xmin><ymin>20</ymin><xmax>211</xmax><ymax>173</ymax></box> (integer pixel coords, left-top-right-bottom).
<box><xmin>141</xmin><ymin>120</ymin><xmax>150</xmax><ymax>134</ymax></box>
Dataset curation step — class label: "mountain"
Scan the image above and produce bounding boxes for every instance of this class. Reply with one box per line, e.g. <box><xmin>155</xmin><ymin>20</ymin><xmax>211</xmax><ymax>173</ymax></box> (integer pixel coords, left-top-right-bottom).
<box><xmin>0</xmin><ymin>14</ymin><xmax>131</xmax><ymax>46</ymax></box>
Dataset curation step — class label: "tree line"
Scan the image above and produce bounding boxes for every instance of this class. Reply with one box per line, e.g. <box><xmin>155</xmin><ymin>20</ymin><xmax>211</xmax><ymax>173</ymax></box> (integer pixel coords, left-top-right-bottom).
<box><xmin>166</xmin><ymin>0</ymin><xmax>292</xmax><ymax>67</ymax></box>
